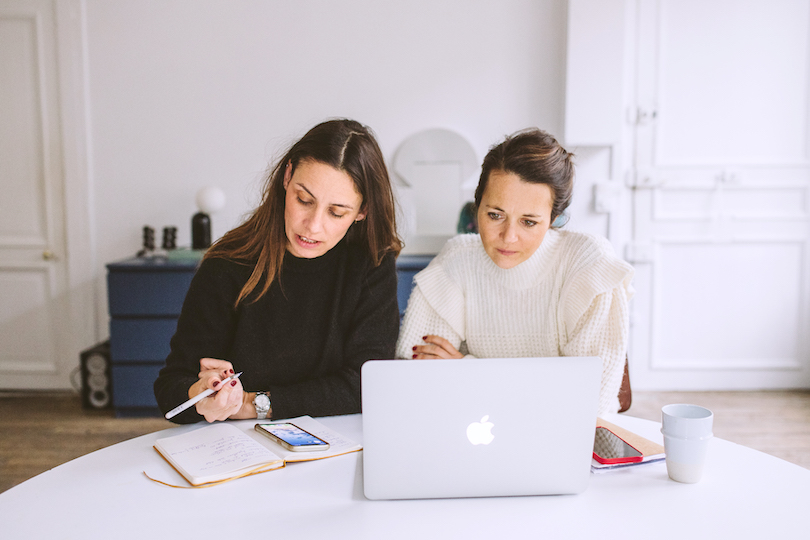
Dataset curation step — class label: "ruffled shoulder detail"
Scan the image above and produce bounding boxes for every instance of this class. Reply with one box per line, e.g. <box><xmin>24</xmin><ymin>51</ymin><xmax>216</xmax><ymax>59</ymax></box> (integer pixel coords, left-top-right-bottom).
<box><xmin>412</xmin><ymin>235</ymin><xmax>477</xmax><ymax>337</ymax></box>
<box><xmin>557</xmin><ymin>232</ymin><xmax>635</xmax><ymax>338</ymax></box>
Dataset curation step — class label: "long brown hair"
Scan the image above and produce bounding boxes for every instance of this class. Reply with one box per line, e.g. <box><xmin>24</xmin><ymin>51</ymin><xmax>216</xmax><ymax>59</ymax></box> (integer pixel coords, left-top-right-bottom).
<box><xmin>474</xmin><ymin>128</ymin><xmax>575</xmax><ymax>226</ymax></box>
<box><xmin>205</xmin><ymin>119</ymin><xmax>402</xmax><ymax>305</ymax></box>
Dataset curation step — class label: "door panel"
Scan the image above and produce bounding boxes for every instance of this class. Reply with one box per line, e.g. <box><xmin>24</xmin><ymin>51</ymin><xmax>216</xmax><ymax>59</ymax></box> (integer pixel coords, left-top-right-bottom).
<box><xmin>0</xmin><ymin>265</ymin><xmax>57</xmax><ymax>372</ymax></box>
<box><xmin>629</xmin><ymin>0</ymin><xmax>810</xmax><ymax>389</ymax></box>
<box><xmin>655</xmin><ymin>0</ymin><xmax>810</xmax><ymax>165</ymax></box>
<box><xmin>0</xmin><ymin>0</ymin><xmax>71</xmax><ymax>388</ymax></box>
<box><xmin>654</xmin><ymin>240</ymin><xmax>803</xmax><ymax>369</ymax></box>
<box><xmin>0</xmin><ymin>12</ymin><xmax>49</xmax><ymax>244</ymax></box>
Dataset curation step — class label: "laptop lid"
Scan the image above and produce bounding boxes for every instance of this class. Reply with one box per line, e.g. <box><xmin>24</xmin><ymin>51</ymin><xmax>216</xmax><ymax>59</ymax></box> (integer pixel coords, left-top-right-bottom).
<box><xmin>361</xmin><ymin>356</ymin><xmax>601</xmax><ymax>500</ymax></box>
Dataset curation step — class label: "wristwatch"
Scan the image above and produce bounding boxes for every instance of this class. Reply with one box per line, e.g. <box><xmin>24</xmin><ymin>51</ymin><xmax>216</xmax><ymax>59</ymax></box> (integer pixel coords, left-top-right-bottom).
<box><xmin>253</xmin><ymin>392</ymin><xmax>271</xmax><ymax>420</ymax></box>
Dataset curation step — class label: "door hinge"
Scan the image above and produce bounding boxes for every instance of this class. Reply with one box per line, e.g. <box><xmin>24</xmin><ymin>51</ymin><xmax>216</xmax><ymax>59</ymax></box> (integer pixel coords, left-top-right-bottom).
<box><xmin>627</xmin><ymin>170</ymin><xmax>666</xmax><ymax>189</ymax></box>
<box><xmin>627</xmin><ymin>107</ymin><xmax>657</xmax><ymax>126</ymax></box>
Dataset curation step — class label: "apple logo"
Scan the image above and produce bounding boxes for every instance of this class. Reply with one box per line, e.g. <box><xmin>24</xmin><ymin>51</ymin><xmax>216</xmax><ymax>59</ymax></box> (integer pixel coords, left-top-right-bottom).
<box><xmin>466</xmin><ymin>415</ymin><xmax>495</xmax><ymax>445</ymax></box>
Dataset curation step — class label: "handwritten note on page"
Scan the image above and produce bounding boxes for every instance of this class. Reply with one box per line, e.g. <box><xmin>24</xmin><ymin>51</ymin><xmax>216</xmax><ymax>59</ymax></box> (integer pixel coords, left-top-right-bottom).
<box><xmin>154</xmin><ymin>423</ymin><xmax>282</xmax><ymax>486</ymax></box>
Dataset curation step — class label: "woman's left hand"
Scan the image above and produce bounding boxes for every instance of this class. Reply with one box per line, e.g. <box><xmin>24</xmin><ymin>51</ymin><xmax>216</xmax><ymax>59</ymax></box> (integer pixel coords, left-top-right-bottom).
<box><xmin>195</xmin><ymin>377</ymin><xmax>245</xmax><ymax>422</ymax></box>
<box><xmin>192</xmin><ymin>357</ymin><xmax>244</xmax><ymax>422</ymax></box>
<box><xmin>412</xmin><ymin>335</ymin><xmax>463</xmax><ymax>359</ymax></box>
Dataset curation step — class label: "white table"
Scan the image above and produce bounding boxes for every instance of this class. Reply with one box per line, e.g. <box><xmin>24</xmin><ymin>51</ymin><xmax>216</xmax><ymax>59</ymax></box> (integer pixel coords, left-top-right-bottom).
<box><xmin>2</xmin><ymin>414</ymin><xmax>808</xmax><ymax>539</ymax></box>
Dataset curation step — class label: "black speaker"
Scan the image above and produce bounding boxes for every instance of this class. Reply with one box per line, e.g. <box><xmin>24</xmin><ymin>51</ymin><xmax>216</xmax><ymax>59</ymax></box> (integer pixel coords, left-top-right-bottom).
<box><xmin>80</xmin><ymin>340</ymin><xmax>112</xmax><ymax>410</ymax></box>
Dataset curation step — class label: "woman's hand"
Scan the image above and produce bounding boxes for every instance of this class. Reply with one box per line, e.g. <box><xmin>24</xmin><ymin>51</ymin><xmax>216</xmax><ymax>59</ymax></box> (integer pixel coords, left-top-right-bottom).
<box><xmin>195</xmin><ymin>358</ymin><xmax>234</xmax><ymax>391</ymax></box>
<box><xmin>190</xmin><ymin>358</ymin><xmax>244</xmax><ymax>422</ymax></box>
<box><xmin>412</xmin><ymin>335</ymin><xmax>463</xmax><ymax>359</ymax></box>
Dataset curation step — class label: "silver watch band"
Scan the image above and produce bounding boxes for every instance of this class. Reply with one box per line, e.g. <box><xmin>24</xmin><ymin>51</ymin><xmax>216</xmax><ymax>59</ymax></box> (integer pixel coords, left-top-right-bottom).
<box><xmin>254</xmin><ymin>391</ymin><xmax>271</xmax><ymax>420</ymax></box>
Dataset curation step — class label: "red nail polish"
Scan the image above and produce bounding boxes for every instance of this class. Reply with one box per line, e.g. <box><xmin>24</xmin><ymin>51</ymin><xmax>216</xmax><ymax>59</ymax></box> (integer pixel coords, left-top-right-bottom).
<box><xmin>229</xmin><ymin>369</ymin><xmax>234</xmax><ymax>374</ymax></box>
<box><xmin>412</xmin><ymin>346</ymin><xmax>417</xmax><ymax>351</ymax></box>
<box><xmin>231</xmin><ymin>380</ymin><xmax>237</xmax><ymax>387</ymax></box>
<box><xmin>213</xmin><ymin>380</ymin><xmax>220</xmax><ymax>387</ymax></box>
<box><xmin>412</xmin><ymin>354</ymin><xmax>417</xmax><ymax>359</ymax></box>
<box><xmin>422</xmin><ymin>336</ymin><xmax>427</xmax><ymax>340</ymax></box>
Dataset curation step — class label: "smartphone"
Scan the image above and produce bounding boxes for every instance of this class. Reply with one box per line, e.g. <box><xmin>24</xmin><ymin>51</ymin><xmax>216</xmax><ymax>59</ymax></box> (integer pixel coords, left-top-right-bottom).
<box><xmin>255</xmin><ymin>423</ymin><xmax>330</xmax><ymax>452</ymax></box>
<box><xmin>592</xmin><ymin>426</ymin><xmax>643</xmax><ymax>464</ymax></box>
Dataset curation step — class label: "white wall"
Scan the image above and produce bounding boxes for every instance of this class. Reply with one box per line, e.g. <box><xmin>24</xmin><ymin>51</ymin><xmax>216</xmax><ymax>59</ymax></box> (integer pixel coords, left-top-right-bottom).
<box><xmin>82</xmin><ymin>0</ymin><xmax>615</xmax><ymax>338</ymax></box>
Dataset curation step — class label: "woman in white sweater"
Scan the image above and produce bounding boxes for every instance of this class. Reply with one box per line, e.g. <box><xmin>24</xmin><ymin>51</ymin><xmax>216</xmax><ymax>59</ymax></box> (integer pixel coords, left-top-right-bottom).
<box><xmin>397</xmin><ymin>128</ymin><xmax>634</xmax><ymax>415</ymax></box>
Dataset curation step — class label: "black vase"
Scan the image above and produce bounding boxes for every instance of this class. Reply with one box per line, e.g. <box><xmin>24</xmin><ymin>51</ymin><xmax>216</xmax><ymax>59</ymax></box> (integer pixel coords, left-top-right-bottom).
<box><xmin>191</xmin><ymin>212</ymin><xmax>211</xmax><ymax>249</ymax></box>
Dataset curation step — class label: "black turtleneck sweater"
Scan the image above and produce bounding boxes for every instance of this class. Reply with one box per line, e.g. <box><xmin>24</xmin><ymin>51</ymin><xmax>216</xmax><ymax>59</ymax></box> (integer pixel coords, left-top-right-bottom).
<box><xmin>154</xmin><ymin>240</ymin><xmax>399</xmax><ymax>424</ymax></box>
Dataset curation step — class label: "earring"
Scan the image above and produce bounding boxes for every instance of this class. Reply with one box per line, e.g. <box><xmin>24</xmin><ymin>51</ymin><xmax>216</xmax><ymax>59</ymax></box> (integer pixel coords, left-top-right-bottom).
<box><xmin>283</xmin><ymin>161</ymin><xmax>293</xmax><ymax>188</ymax></box>
<box><xmin>551</xmin><ymin>213</ymin><xmax>569</xmax><ymax>228</ymax></box>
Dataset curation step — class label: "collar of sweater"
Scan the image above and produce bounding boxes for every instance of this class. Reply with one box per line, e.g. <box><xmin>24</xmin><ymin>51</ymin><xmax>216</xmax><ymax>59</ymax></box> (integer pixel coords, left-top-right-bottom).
<box><xmin>282</xmin><ymin>238</ymin><xmax>347</xmax><ymax>274</ymax></box>
<box><xmin>476</xmin><ymin>228</ymin><xmax>562</xmax><ymax>290</ymax></box>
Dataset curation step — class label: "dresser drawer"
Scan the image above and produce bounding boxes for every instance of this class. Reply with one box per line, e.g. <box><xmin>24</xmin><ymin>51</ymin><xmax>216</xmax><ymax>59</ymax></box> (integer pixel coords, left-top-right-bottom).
<box><xmin>109</xmin><ymin>318</ymin><xmax>178</xmax><ymax>362</ymax></box>
<box><xmin>107</xmin><ymin>270</ymin><xmax>195</xmax><ymax>316</ymax></box>
<box><xmin>111</xmin><ymin>364</ymin><xmax>163</xmax><ymax>408</ymax></box>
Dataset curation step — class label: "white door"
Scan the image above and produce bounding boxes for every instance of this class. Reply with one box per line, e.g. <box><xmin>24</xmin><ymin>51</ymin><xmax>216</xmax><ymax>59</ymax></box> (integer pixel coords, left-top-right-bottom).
<box><xmin>628</xmin><ymin>0</ymin><xmax>810</xmax><ymax>389</ymax></box>
<box><xmin>0</xmin><ymin>0</ymin><xmax>73</xmax><ymax>388</ymax></box>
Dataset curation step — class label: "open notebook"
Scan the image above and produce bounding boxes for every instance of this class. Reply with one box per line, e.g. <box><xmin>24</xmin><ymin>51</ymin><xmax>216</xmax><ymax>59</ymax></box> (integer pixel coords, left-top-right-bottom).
<box><xmin>149</xmin><ymin>415</ymin><xmax>361</xmax><ymax>487</ymax></box>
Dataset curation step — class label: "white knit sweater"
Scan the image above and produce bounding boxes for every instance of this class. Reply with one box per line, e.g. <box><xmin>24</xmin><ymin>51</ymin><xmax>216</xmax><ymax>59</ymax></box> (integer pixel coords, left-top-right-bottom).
<box><xmin>396</xmin><ymin>229</ymin><xmax>634</xmax><ymax>415</ymax></box>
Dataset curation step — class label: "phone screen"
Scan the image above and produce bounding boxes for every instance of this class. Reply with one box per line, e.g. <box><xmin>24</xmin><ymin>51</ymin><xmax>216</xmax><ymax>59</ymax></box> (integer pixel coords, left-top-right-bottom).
<box><xmin>593</xmin><ymin>427</ymin><xmax>643</xmax><ymax>463</ymax></box>
<box><xmin>258</xmin><ymin>423</ymin><xmax>328</xmax><ymax>447</ymax></box>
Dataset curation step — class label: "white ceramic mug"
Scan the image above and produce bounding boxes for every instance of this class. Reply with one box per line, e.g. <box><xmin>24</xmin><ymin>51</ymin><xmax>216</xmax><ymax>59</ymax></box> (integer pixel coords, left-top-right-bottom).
<box><xmin>661</xmin><ymin>404</ymin><xmax>713</xmax><ymax>484</ymax></box>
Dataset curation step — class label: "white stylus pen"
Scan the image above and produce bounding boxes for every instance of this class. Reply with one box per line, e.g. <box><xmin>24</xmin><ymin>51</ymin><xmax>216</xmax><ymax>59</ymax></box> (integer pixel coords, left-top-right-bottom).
<box><xmin>164</xmin><ymin>372</ymin><xmax>243</xmax><ymax>419</ymax></box>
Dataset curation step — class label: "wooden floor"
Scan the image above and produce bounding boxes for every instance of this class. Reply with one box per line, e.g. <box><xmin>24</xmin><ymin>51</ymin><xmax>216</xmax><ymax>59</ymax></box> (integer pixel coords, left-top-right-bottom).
<box><xmin>2</xmin><ymin>389</ymin><xmax>809</xmax><ymax>494</ymax></box>
<box><xmin>0</xmin><ymin>392</ymin><xmax>170</xmax><ymax>494</ymax></box>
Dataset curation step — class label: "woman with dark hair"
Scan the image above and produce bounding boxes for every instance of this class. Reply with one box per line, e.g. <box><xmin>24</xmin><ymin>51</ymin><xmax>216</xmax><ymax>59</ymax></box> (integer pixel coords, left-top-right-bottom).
<box><xmin>155</xmin><ymin>119</ymin><xmax>402</xmax><ymax>424</ymax></box>
<box><xmin>397</xmin><ymin>128</ymin><xmax>633</xmax><ymax>415</ymax></box>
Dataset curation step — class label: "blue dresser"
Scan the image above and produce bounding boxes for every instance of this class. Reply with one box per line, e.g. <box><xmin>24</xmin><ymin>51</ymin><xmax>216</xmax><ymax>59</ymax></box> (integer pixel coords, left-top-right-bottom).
<box><xmin>105</xmin><ymin>254</ymin><xmax>433</xmax><ymax>417</ymax></box>
<box><xmin>395</xmin><ymin>254</ymin><xmax>434</xmax><ymax>318</ymax></box>
<box><xmin>106</xmin><ymin>257</ymin><xmax>198</xmax><ymax>417</ymax></box>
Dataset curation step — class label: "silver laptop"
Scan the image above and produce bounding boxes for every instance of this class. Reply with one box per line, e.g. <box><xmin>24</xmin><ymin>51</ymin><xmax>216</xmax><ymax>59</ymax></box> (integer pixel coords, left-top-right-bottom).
<box><xmin>361</xmin><ymin>356</ymin><xmax>601</xmax><ymax>500</ymax></box>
